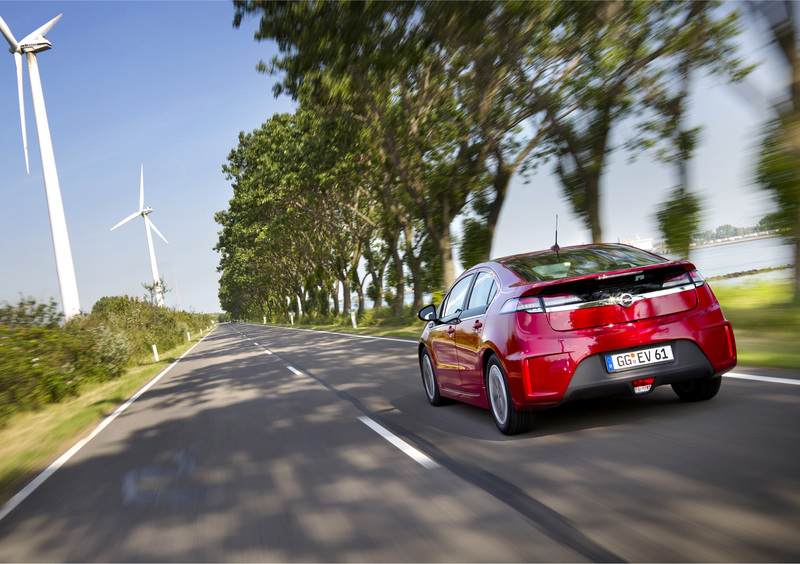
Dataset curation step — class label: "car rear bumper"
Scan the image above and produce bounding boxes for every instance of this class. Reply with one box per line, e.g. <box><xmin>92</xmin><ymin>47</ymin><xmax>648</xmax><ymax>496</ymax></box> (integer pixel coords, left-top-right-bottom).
<box><xmin>512</xmin><ymin>321</ymin><xmax>736</xmax><ymax>410</ymax></box>
<box><xmin>560</xmin><ymin>339</ymin><xmax>720</xmax><ymax>403</ymax></box>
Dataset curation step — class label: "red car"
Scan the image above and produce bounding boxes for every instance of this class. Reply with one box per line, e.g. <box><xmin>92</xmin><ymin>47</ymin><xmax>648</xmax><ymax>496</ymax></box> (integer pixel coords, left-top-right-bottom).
<box><xmin>417</xmin><ymin>243</ymin><xmax>736</xmax><ymax>434</ymax></box>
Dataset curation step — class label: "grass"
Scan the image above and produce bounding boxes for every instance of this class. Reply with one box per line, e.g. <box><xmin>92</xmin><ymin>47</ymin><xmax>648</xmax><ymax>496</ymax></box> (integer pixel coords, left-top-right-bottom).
<box><xmin>0</xmin><ymin>337</ymin><xmax>200</xmax><ymax>508</ymax></box>
<box><xmin>1</xmin><ymin>281</ymin><xmax>798</xmax><ymax>508</ymax></box>
<box><xmin>711</xmin><ymin>279</ymin><xmax>800</xmax><ymax>371</ymax></box>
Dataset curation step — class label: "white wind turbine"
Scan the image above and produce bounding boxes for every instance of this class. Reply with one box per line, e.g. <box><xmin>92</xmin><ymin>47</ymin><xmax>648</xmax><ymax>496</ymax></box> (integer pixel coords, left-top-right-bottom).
<box><xmin>0</xmin><ymin>13</ymin><xmax>81</xmax><ymax>320</ymax></box>
<box><xmin>111</xmin><ymin>165</ymin><xmax>169</xmax><ymax>307</ymax></box>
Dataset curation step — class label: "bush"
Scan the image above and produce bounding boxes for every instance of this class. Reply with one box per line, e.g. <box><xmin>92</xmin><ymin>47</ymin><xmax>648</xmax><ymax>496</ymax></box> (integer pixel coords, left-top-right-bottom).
<box><xmin>0</xmin><ymin>296</ymin><xmax>214</xmax><ymax>425</ymax></box>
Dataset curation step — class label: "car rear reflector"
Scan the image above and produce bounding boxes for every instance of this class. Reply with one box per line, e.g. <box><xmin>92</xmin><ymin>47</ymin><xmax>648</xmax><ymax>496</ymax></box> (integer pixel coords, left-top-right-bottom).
<box><xmin>724</xmin><ymin>324</ymin><xmax>735</xmax><ymax>358</ymax></box>
<box><xmin>632</xmin><ymin>377</ymin><xmax>655</xmax><ymax>394</ymax></box>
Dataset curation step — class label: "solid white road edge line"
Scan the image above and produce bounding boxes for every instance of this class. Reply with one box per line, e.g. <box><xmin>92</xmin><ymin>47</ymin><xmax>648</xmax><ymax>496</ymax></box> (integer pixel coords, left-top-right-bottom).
<box><xmin>726</xmin><ymin>373</ymin><xmax>800</xmax><ymax>386</ymax></box>
<box><xmin>0</xmin><ymin>327</ymin><xmax>218</xmax><ymax>524</ymax></box>
<box><xmin>358</xmin><ymin>416</ymin><xmax>439</xmax><ymax>470</ymax></box>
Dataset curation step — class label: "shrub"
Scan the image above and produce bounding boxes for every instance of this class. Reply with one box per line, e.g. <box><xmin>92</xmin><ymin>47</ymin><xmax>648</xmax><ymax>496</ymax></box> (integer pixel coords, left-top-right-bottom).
<box><xmin>0</xmin><ymin>296</ymin><xmax>214</xmax><ymax>425</ymax></box>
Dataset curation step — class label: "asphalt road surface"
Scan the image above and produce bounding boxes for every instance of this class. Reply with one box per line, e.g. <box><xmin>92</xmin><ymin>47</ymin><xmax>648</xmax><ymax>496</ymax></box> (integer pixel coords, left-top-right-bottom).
<box><xmin>0</xmin><ymin>323</ymin><xmax>798</xmax><ymax>562</ymax></box>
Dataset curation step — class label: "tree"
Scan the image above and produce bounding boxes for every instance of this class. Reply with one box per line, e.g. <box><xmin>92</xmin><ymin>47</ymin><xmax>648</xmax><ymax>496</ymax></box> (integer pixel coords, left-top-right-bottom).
<box><xmin>750</xmin><ymin>1</ymin><xmax>800</xmax><ymax>303</ymax></box>
<box><xmin>547</xmin><ymin>1</ymin><xmax>749</xmax><ymax>244</ymax></box>
<box><xmin>232</xmin><ymin>1</ymin><xmax>583</xmax><ymax>287</ymax></box>
<box><xmin>142</xmin><ymin>277</ymin><xmax>169</xmax><ymax>307</ymax></box>
<box><xmin>215</xmin><ymin>108</ymin><xmax>379</xmax><ymax>318</ymax></box>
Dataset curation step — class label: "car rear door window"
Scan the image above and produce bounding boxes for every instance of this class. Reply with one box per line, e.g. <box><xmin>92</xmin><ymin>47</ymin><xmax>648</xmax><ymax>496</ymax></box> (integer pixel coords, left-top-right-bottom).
<box><xmin>441</xmin><ymin>274</ymin><xmax>475</xmax><ymax>321</ymax></box>
<box><xmin>463</xmin><ymin>271</ymin><xmax>496</xmax><ymax>318</ymax></box>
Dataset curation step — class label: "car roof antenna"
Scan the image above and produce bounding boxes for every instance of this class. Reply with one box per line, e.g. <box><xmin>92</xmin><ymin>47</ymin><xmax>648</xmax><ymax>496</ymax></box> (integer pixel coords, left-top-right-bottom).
<box><xmin>551</xmin><ymin>214</ymin><xmax>560</xmax><ymax>258</ymax></box>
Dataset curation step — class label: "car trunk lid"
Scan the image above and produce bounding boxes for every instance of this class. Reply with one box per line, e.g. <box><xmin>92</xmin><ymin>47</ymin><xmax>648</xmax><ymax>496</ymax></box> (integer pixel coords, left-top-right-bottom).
<box><xmin>533</xmin><ymin>264</ymin><xmax>699</xmax><ymax>331</ymax></box>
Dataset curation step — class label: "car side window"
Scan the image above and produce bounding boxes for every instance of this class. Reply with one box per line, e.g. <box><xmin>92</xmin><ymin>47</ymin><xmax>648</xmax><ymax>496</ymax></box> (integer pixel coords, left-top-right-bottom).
<box><xmin>441</xmin><ymin>274</ymin><xmax>475</xmax><ymax>320</ymax></box>
<box><xmin>467</xmin><ymin>272</ymin><xmax>495</xmax><ymax>311</ymax></box>
<box><xmin>462</xmin><ymin>271</ymin><xmax>497</xmax><ymax>318</ymax></box>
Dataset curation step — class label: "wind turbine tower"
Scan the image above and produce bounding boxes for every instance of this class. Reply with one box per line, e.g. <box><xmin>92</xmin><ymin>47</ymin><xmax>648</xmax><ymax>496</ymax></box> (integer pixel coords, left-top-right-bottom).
<box><xmin>0</xmin><ymin>14</ymin><xmax>81</xmax><ymax>320</ymax></box>
<box><xmin>111</xmin><ymin>165</ymin><xmax>169</xmax><ymax>307</ymax></box>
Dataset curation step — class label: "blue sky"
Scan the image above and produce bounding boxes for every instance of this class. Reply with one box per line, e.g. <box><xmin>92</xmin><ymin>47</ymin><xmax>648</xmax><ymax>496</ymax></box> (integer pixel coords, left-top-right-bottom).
<box><xmin>0</xmin><ymin>1</ymin><xmax>783</xmax><ymax>314</ymax></box>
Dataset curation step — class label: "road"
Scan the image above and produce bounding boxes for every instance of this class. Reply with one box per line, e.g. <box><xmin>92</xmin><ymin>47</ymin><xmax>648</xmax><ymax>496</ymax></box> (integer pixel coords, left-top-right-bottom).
<box><xmin>0</xmin><ymin>323</ymin><xmax>798</xmax><ymax>562</ymax></box>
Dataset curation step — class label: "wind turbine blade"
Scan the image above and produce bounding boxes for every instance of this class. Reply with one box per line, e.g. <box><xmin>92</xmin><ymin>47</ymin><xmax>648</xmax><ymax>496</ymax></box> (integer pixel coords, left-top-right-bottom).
<box><xmin>147</xmin><ymin>216</ymin><xmax>169</xmax><ymax>244</ymax></box>
<box><xmin>19</xmin><ymin>14</ymin><xmax>62</xmax><ymax>45</ymax></box>
<box><xmin>110</xmin><ymin>211</ymin><xmax>141</xmax><ymax>231</ymax></box>
<box><xmin>0</xmin><ymin>15</ymin><xmax>20</xmax><ymax>51</ymax></box>
<box><xmin>139</xmin><ymin>165</ymin><xmax>144</xmax><ymax>211</ymax></box>
<box><xmin>14</xmin><ymin>51</ymin><xmax>29</xmax><ymax>174</ymax></box>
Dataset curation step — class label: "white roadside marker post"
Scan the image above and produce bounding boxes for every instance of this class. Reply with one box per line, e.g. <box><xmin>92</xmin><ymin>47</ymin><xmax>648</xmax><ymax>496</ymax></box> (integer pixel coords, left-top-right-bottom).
<box><xmin>152</xmin><ymin>345</ymin><xmax>159</xmax><ymax>362</ymax></box>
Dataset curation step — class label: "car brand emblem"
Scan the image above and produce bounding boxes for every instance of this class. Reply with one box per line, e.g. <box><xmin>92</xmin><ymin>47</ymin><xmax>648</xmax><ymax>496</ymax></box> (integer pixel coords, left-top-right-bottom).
<box><xmin>618</xmin><ymin>293</ymin><xmax>634</xmax><ymax>308</ymax></box>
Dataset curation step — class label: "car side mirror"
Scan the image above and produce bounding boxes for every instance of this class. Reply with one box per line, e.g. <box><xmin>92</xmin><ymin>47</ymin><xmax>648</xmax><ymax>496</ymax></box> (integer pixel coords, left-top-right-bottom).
<box><xmin>418</xmin><ymin>304</ymin><xmax>438</xmax><ymax>322</ymax></box>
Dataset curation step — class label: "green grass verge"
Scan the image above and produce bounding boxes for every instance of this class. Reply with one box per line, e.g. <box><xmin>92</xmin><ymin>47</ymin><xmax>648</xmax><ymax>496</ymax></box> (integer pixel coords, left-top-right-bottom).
<box><xmin>711</xmin><ymin>279</ymin><xmax>800</xmax><ymax>371</ymax></box>
<box><xmin>0</xmin><ymin>335</ymin><xmax>203</xmax><ymax>508</ymax></box>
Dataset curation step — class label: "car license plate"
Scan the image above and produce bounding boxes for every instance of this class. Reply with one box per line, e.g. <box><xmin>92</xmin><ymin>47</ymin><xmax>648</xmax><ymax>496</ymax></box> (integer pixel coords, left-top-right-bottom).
<box><xmin>605</xmin><ymin>345</ymin><xmax>674</xmax><ymax>373</ymax></box>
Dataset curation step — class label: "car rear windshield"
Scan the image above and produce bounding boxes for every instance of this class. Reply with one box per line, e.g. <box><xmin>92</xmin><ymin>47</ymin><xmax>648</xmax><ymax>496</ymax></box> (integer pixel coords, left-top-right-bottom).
<box><xmin>500</xmin><ymin>244</ymin><xmax>668</xmax><ymax>282</ymax></box>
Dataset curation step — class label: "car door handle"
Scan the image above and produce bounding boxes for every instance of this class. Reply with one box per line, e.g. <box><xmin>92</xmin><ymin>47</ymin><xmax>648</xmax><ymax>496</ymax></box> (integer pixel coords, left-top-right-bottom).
<box><xmin>473</xmin><ymin>321</ymin><xmax>483</xmax><ymax>329</ymax></box>
<box><xmin>447</xmin><ymin>326</ymin><xmax>456</xmax><ymax>335</ymax></box>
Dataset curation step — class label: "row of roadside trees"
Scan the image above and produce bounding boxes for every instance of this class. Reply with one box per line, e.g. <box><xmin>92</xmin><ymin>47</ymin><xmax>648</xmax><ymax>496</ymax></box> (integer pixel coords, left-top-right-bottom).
<box><xmin>215</xmin><ymin>0</ymin><xmax>799</xmax><ymax>320</ymax></box>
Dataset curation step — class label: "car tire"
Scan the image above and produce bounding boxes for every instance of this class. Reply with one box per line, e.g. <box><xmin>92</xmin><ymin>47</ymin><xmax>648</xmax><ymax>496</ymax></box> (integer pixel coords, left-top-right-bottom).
<box><xmin>420</xmin><ymin>349</ymin><xmax>445</xmax><ymax>406</ymax></box>
<box><xmin>486</xmin><ymin>355</ymin><xmax>534</xmax><ymax>435</ymax></box>
<box><xmin>671</xmin><ymin>376</ymin><xmax>722</xmax><ymax>402</ymax></box>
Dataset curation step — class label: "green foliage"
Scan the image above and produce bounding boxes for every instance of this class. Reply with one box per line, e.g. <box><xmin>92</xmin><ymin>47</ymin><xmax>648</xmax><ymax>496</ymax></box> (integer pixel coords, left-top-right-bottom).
<box><xmin>0</xmin><ymin>297</ymin><xmax>213</xmax><ymax>425</ymax></box>
<box><xmin>756</xmin><ymin>119</ymin><xmax>799</xmax><ymax>242</ymax></box>
<box><xmin>0</xmin><ymin>298</ymin><xmax>63</xmax><ymax>329</ymax></box>
<box><xmin>226</xmin><ymin>0</ymin><xmax>751</xmax><ymax>309</ymax></box>
<box><xmin>1</xmin><ymin>324</ymin><xmax>99</xmax><ymax>423</ymax></box>
<box><xmin>458</xmin><ymin>218</ymin><xmax>492</xmax><ymax>270</ymax></box>
<box><xmin>656</xmin><ymin>188</ymin><xmax>702</xmax><ymax>259</ymax></box>
<box><xmin>142</xmin><ymin>276</ymin><xmax>169</xmax><ymax>306</ymax></box>
<box><xmin>549</xmin><ymin>1</ymin><xmax>750</xmax><ymax>243</ymax></box>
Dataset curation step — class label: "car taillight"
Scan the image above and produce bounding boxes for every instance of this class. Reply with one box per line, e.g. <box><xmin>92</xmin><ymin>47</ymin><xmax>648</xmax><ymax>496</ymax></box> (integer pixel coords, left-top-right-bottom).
<box><xmin>541</xmin><ymin>294</ymin><xmax>583</xmax><ymax>309</ymax></box>
<box><xmin>500</xmin><ymin>296</ymin><xmax>544</xmax><ymax>314</ymax></box>
<box><xmin>689</xmin><ymin>270</ymin><xmax>706</xmax><ymax>287</ymax></box>
<box><xmin>662</xmin><ymin>272</ymin><xmax>692</xmax><ymax>289</ymax></box>
<box><xmin>663</xmin><ymin>270</ymin><xmax>706</xmax><ymax>289</ymax></box>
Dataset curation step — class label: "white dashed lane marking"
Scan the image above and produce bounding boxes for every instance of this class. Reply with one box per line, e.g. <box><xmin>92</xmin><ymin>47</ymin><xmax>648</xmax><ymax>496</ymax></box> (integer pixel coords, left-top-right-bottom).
<box><xmin>359</xmin><ymin>416</ymin><xmax>439</xmax><ymax>470</ymax></box>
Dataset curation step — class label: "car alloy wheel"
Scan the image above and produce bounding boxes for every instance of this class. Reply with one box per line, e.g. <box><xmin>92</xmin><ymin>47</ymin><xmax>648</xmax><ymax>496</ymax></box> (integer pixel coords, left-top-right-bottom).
<box><xmin>488</xmin><ymin>362</ymin><xmax>508</xmax><ymax>427</ymax></box>
<box><xmin>486</xmin><ymin>355</ymin><xmax>534</xmax><ymax>435</ymax></box>
<box><xmin>420</xmin><ymin>349</ymin><xmax>444</xmax><ymax>406</ymax></box>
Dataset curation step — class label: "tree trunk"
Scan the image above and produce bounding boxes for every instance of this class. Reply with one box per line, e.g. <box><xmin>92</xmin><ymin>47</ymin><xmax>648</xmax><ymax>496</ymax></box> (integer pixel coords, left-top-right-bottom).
<box><xmin>438</xmin><ymin>225</ymin><xmax>455</xmax><ymax>290</ymax></box>
<box><xmin>332</xmin><ymin>280</ymin><xmax>340</xmax><ymax>316</ymax></box>
<box><xmin>372</xmin><ymin>271</ymin><xmax>384</xmax><ymax>310</ymax></box>
<box><xmin>341</xmin><ymin>277</ymin><xmax>351</xmax><ymax>315</ymax></box>
<box><xmin>403</xmin><ymin>222</ymin><xmax>425</xmax><ymax>312</ymax></box>
<box><xmin>390</xmin><ymin>228</ymin><xmax>406</xmax><ymax>317</ymax></box>
<box><xmin>586</xmin><ymin>171</ymin><xmax>603</xmax><ymax>243</ymax></box>
<box><xmin>485</xmin><ymin>163</ymin><xmax>513</xmax><ymax>258</ymax></box>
